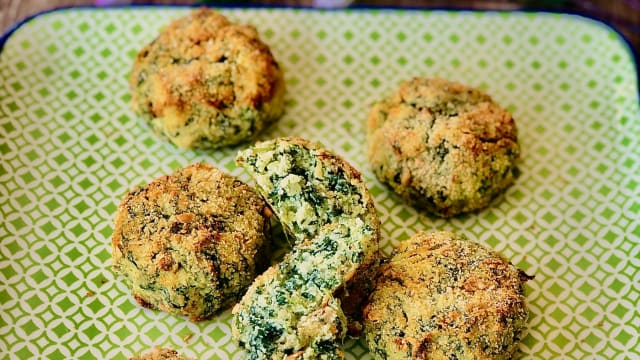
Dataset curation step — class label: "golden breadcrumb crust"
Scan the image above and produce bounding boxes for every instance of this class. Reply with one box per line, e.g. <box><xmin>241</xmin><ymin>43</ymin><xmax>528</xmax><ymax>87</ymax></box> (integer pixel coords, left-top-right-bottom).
<box><xmin>112</xmin><ymin>163</ymin><xmax>271</xmax><ymax>321</ymax></box>
<box><xmin>130</xmin><ymin>347</ymin><xmax>194</xmax><ymax>360</ymax></box>
<box><xmin>130</xmin><ymin>8</ymin><xmax>285</xmax><ymax>149</ymax></box>
<box><xmin>363</xmin><ymin>230</ymin><xmax>531</xmax><ymax>360</ymax></box>
<box><xmin>367</xmin><ymin>77</ymin><xmax>519</xmax><ymax>217</ymax></box>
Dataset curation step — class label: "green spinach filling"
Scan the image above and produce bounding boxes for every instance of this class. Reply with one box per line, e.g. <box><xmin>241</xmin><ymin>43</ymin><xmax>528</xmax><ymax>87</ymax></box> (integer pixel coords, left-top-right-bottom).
<box><xmin>238</xmin><ymin>143</ymin><xmax>365</xmax><ymax>245</ymax></box>
<box><xmin>235</xmin><ymin>220</ymin><xmax>373</xmax><ymax>360</ymax></box>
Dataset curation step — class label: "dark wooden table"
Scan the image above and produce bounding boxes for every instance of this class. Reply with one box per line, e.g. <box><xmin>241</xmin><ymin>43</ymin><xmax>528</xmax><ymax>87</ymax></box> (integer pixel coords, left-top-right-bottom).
<box><xmin>2</xmin><ymin>0</ymin><xmax>639</xmax><ymax>57</ymax></box>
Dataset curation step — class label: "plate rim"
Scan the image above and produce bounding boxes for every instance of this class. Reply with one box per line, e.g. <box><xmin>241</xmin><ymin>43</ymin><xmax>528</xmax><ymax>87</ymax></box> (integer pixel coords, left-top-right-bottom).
<box><xmin>1</xmin><ymin>3</ymin><xmax>638</xmax><ymax>93</ymax></box>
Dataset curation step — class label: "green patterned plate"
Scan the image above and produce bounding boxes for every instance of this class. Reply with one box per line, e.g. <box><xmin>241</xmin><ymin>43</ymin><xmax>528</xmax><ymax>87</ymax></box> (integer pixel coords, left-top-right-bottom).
<box><xmin>1</xmin><ymin>6</ymin><xmax>638</xmax><ymax>359</ymax></box>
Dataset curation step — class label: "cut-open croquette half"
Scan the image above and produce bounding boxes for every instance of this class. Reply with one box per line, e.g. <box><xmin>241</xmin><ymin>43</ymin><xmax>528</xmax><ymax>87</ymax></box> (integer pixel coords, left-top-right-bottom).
<box><xmin>233</xmin><ymin>137</ymin><xmax>381</xmax><ymax>359</ymax></box>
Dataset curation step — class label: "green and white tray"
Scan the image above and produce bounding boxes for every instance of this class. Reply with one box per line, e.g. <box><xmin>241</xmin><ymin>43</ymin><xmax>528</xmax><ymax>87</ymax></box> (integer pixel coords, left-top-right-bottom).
<box><xmin>1</xmin><ymin>6</ymin><xmax>638</xmax><ymax>359</ymax></box>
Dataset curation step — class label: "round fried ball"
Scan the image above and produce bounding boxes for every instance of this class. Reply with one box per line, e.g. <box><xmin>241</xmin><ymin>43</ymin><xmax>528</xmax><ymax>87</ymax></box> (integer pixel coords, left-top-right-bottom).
<box><xmin>363</xmin><ymin>230</ymin><xmax>530</xmax><ymax>360</ymax></box>
<box><xmin>367</xmin><ymin>77</ymin><xmax>519</xmax><ymax>217</ymax></box>
<box><xmin>130</xmin><ymin>8</ymin><xmax>285</xmax><ymax>149</ymax></box>
<box><xmin>112</xmin><ymin>163</ymin><xmax>271</xmax><ymax>321</ymax></box>
<box><xmin>130</xmin><ymin>347</ymin><xmax>193</xmax><ymax>360</ymax></box>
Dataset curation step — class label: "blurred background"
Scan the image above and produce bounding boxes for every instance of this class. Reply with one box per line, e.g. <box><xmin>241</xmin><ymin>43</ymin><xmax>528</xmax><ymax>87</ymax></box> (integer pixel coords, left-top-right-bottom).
<box><xmin>1</xmin><ymin>1</ymin><xmax>639</xmax><ymax>55</ymax></box>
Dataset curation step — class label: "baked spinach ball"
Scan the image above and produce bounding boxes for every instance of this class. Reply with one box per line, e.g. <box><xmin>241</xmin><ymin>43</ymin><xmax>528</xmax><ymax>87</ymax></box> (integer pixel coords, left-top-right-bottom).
<box><xmin>363</xmin><ymin>230</ymin><xmax>531</xmax><ymax>360</ymax></box>
<box><xmin>233</xmin><ymin>137</ymin><xmax>381</xmax><ymax>359</ymax></box>
<box><xmin>367</xmin><ymin>77</ymin><xmax>519</xmax><ymax>217</ymax></box>
<box><xmin>112</xmin><ymin>163</ymin><xmax>272</xmax><ymax>321</ymax></box>
<box><xmin>130</xmin><ymin>9</ymin><xmax>285</xmax><ymax>149</ymax></box>
<box><xmin>130</xmin><ymin>347</ymin><xmax>193</xmax><ymax>360</ymax></box>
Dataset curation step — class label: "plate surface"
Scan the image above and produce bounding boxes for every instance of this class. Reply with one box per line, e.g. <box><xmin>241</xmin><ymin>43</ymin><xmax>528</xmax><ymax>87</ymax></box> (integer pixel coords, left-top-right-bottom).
<box><xmin>1</xmin><ymin>6</ymin><xmax>638</xmax><ymax>359</ymax></box>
